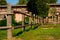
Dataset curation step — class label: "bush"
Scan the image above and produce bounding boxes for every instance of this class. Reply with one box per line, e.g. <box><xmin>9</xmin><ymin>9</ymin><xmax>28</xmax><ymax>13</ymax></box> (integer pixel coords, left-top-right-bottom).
<box><xmin>0</xmin><ymin>19</ymin><xmax>7</xmax><ymax>26</ymax></box>
<box><xmin>25</xmin><ymin>17</ymin><xmax>29</xmax><ymax>24</ymax></box>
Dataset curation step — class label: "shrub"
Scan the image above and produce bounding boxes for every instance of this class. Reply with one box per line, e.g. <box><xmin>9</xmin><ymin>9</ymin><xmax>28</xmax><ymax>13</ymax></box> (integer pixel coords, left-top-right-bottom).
<box><xmin>0</xmin><ymin>19</ymin><xmax>7</xmax><ymax>26</ymax></box>
<box><xmin>25</xmin><ymin>17</ymin><xmax>29</xmax><ymax>24</ymax></box>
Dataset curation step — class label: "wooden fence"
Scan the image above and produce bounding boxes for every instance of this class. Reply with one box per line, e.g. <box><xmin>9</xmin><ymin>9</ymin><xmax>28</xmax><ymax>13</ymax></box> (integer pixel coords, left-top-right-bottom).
<box><xmin>0</xmin><ymin>4</ymin><xmax>40</xmax><ymax>40</ymax></box>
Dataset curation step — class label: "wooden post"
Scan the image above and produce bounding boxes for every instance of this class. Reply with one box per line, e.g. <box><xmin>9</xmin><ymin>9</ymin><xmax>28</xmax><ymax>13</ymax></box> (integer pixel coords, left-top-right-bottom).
<box><xmin>7</xmin><ymin>14</ymin><xmax>12</xmax><ymax>40</ymax></box>
<box><xmin>36</xmin><ymin>15</ymin><xmax>38</xmax><ymax>26</ymax></box>
<box><xmin>7</xmin><ymin>4</ymin><xmax>12</xmax><ymax>40</ymax></box>
<box><xmin>37</xmin><ymin>15</ymin><xmax>38</xmax><ymax>24</ymax></box>
<box><xmin>54</xmin><ymin>15</ymin><xmax>57</xmax><ymax>24</ymax></box>
<box><xmin>39</xmin><ymin>16</ymin><xmax>40</xmax><ymax>24</ymax></box>
<box><xmin>38</xmin><ymin>16</ymin><xmax>39</xmax><ymax>24</ymax></box>
<box><xmin>33</xmin><ymin>14</ymin><xmax>35</xmax><ymax>25</ymax></box>
<box><xmin>21</xmin><ymin>8</ymin><xmax>25</xmax><ymax>31</ymax></box>
<box><xmin>29</xmin><ymin>12</ymin><xmax>32</xmax><ymax>29</ymax></box>
<box><xmin>22</xmin><ymin>14</ymin><xmax>25</xmax><ymax>31</ymax></box>
<box><xmin>36</xmin><ymin>15</ymin><xmax>38</xmax><ymax>24</ymax></box>
<box><xmin>58</xmin><ymin>15</ymin><xmax>60</xmax><ymax>23</ymax></box>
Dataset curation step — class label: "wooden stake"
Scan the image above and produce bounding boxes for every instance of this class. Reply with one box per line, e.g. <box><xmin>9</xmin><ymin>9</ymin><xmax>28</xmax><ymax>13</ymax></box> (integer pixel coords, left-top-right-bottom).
<box><xmin>29</xmin><ymin>12</ymin><xmax>32</xmax><ymax>29</ymax></box>
<box><xmin>22</xmin><ymin>14</ymin><xmax>25</xmax><ymax>31</ymax></box>
<box><xmin>21</xmin><ymin>8</ymin><xmax>25</xmax><ymax>31</ymax></box>
<box><xmin>7</xmin><ymin>4</ymin><xmax>12</xmax><ymax>40</ymax></box>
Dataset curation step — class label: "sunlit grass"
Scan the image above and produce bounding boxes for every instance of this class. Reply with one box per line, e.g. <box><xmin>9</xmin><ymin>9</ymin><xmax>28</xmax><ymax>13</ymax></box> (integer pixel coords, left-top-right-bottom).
<box><xmin>0</xmin><ymin>25</ymin><xmax>60</xmax><ymax>40</ymax></box>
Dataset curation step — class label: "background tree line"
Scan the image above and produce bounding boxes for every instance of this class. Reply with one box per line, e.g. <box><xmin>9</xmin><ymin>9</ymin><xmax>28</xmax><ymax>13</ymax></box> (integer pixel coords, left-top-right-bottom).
<box><xmin>0</xmin><ymin>0</ymin><xmax>57</xmax><ymax>26</ymax></box>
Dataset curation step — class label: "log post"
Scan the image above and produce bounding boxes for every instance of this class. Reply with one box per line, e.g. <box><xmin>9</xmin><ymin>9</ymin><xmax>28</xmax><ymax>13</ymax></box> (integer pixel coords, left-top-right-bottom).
<box><xmin>22</xmin><ymin>14</ymin><xmax>25</xmax><ymax>31</ymax></box>
<box><xmin>37</xmin><ymin>15</ymin><xmax>38</xmax><ymax>24</ymax></box>
<box><xmin>7</xmin><ymin>4</ymin><xmax>12</xmax><ymax>40</ymax></box>
<box><xmin>33</xmin><ymin>14</ymin><xmax>36</xmax><ymax>25</ymax></box>
<box><xmin>7</xmin><ymin>14</ymin><xmax>12</xmax><ymax>40</ymax></box>
<box><xmin>29</xmin><ymin>12</ymin><xmax>32</xmax><ymax>29</ymax></box>
<box><xmin>39</xmin><ymin>16</ymin><xmax>40</xmax><ymax>24</ymax></box>
<box><xmin>38</xmin><ymin>16</ymin><xmax>39</xmax><ymax>25</ymax></box>
<box><xmin>36</xmin><ymin>15</ymin><xmax>37</xmax><ymax>24</ymax></box>
<box><xmin>39</xmin><ymin>17</ymin><xmax>42</xmax><ymax>24</ymax></box>
<box><xmin>21</xmin><ymin>8</ymin><xmax>25</xmax><ymax>31</ymax></box>
<box><xmin>36</xmin><ymin>15</ymin><xmax>38</xmax><ymax>26</ymax></box>
<box><xmin>54</xmin><ymin>15</ymin><xmax>57</xmax><ymax>24</ymax></box>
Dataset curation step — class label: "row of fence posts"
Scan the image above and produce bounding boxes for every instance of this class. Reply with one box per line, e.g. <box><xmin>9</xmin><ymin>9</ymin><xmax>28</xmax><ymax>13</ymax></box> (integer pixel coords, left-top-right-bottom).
<box><xmin>0</xmin><ymin>4</ymin><xmax>41</xmax><ymax>40</ymax></box>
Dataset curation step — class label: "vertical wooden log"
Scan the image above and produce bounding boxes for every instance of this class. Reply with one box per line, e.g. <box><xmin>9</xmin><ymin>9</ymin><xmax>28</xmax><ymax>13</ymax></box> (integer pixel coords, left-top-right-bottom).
<box><xmin>7</xmin><ymin>4</ymin><xmax>12</xmax><ymax>40</ymax></box>
<box><xmin>38</xmin><ymin>17</ymin><xmax>40</xmax><ymax>24</ymax></box>
<box><xmin>58</xmin><ymin>15</ymin><xmax>60</xmax><ymax>23</ymax></box>
<box><xmin>36</xmin><ymin>15</ymin><xmax>38</xmax><ymax>24</ymax></box>
<box><xmin>39</xmin><ymin>17</ymin><xmax>41</xmax><ymax>24</ymax></box>
<box><xmin>36</xmin><ymin>15</ymin><xmax>38</xmax><ymax>26</ymax></box>
<box><xmin>33</xmin><ymin>14</ymin><xmax>35</xmax><ymax>25</ymax></box>
<box><xmin>37</xmin><ymin>15</ymin><xmax>38</xmax><ymax>24</ymax></box>
<box><xmin>22</xmin><ymin>14</ymin><xmax>25</xmax><ymax>31</ymax></box>
<box><xmin>21</xmin><ymin>8</ymin><xmax>25</xmax><ymax>31</ymax></box>
<box><xmin>29</xmin><ymin>12</ymin><xmax>32</xmax><ymax>29</ymax></box>
<box><xmin>38</xmin><ymin>16</ymin><xmax>39</xmax><ymax>24</ymax></box>
<box><xmin>54</xmin><ymin>15</ymin><xmax>57</xmax><ymax>24</ymax></box>
<box><xmin>7</xmin><ymin>15</ymin><xmax>12</xmax><ymax>40</ymax></box>
<box><xmin>35</xmin><ymin>15</ymin><xmax>37</xmax><ymax>27</ymax></box>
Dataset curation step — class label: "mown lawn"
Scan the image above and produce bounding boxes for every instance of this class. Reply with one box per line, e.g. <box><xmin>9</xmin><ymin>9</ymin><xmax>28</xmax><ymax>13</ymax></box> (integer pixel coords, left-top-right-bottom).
<box><xmin>0</xmin><ymin>25</ymin><xmax>60</xmax><ymax>40</ymax></box>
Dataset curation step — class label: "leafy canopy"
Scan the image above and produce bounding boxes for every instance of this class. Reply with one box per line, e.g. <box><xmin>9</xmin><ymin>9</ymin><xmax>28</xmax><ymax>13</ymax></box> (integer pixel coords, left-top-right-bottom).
<box><xmin>0</xmin><ymin>0</ymin><xmax>7</xmax><ymax>5</ymax></box>
<box><xmin>18</xmin><ymin>0</ymin><xmax>28</xmax><ymax>4</ymax></box>
<box><xmin>27</xmin><ymin>0</ymin><xmax>57</xmax><ymax>18</ymax></box>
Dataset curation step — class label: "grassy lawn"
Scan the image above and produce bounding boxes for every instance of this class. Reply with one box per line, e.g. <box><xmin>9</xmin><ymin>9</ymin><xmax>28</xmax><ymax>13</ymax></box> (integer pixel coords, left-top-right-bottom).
<box><xmin>0</xmin><ymin>25</ymin><xmax>60</xmax><ymax>40</ymax></box>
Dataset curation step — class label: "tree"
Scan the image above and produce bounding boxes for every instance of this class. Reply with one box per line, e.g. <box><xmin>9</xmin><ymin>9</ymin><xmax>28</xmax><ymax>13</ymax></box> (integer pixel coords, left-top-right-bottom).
<box><xmin>0</xmin><ymin>0</ymin><xmax>7</xmax><ymax>5</ymax></box>
<box><xmin>36</xmin><ymin>0</ymin><xmax>57</xmax><ymax>17</ymax></box>
<box><xmin>27</xmin><ymin>0</ymin><xmax>57</xmax><ymax>24</ymax></box>
<box><xmin>49</xmin><ymin>7</ymin><xmax>56</xmax><ymax>16</ymax></box>
<box><xmin>27</xmin><ymin>0</ymin><xmax>38</xmax><ymax>15</ymax></box>
<box><xmin>27</xmin><ymin>0</ymin><xmax>57</xmax><ymax>16</ymax></box>
<box><xmin>18</xmin><ymin>0</ymin><xmax>28</xmax><ymax>4</ymax></box>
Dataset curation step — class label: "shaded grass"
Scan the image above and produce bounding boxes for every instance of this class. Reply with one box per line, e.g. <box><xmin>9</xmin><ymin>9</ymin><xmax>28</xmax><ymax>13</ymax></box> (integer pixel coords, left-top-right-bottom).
<box><xmin>0</xmin><ymin>25</ymin><xmax>60</xmax><ymax>40</ymax></box>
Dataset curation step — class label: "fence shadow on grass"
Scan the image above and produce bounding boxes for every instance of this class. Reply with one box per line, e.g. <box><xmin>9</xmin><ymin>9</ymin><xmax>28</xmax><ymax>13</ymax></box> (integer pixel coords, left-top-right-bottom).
<box><xmin>32</xmin><ymin>24</ymin><xmax>39</xmax><ymax>30</ymax></box>
<box><xmin>13</xmin><ymin>24</ymin><xmax>40</xmax><ymax>37</ymax></box>
<box><xmin>13</xmin><ymin>31</ymin><xmax>23</xmax><ymax>37</ymax></box>
<box><xmin>33</xmin><ymin>26</ymin><xmax>38</xmax><ymax>30</ymax></box>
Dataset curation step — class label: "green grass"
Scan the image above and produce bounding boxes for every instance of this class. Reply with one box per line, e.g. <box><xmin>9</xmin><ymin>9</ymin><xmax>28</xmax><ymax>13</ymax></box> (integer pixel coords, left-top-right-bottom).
<box><xmin>18</xmin><ymin>27</ymin><xmax>60</xmax><ymax>40</ymax></box>
<box><xmin>0</xmin><ymin>25</ymin><xmax>60</xmax><ymax>40</ymax></box>
<box><xmin>0</xmin><ymin>30</ymin><xmax>7</xmax><ymax>40</ymax></box>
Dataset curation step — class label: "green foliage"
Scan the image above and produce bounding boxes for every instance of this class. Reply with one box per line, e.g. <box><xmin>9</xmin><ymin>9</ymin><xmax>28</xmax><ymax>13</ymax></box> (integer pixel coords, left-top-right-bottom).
<box><xmin>48</xmin><ymin>0</ymin><xmax>57</xmax><ymax>3</ymax></box>
<box><xmin>36</xmin><ymin>1</ymin><xmax>49</xmax><ymax>17</ymax></box>
<box><xmin>36</xmin><ymin>0</ymin><xmax>57</xmax><ymax>18</ymax></box>
<box><xmin>27</xmin><ymin>0</ymin><xmax>57</xmax><ymax>18</ymax></box>
<box><xmin>0</xmin><ymin>19</ymin><xmax>7</xmax><ymax>26</ymax></box>
<box><xmin>27</xmin><ymin>0</ymin><xmax>38</xmax><ymax>15</ymax></box>
<box><xmin>25</xmin><ymin>17</ymin><xmax>29</xmax><ymax>24</ymax></box>
<box><xmin>18</xmin><ymin>0</ymin><xmax>28</xmax><ymax>4</ymax></box>
<box><xmin>49</xmin><ymin>7</ymin><xmax>56</xmax><ymax>16</ymax></box>
<box><xmin>42</xmin><ymin>0</ymin><xmax>57</xmax><ymax>3</ymax></box>
<box><xmin>0</xmin><ymin>0</ymin><xmax>7</xmax><ymax>5</ymax></box>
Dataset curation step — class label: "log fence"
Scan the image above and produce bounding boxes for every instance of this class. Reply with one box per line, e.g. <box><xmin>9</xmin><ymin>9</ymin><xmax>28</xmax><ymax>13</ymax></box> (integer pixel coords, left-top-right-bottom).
<box><xmin>0</xmin><ymin>4</ymin><xmax>40</xmax><ymax>40</ymax></box>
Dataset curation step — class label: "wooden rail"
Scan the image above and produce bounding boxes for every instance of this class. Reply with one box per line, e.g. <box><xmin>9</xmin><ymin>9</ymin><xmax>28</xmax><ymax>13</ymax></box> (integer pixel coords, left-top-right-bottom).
<box><xmin>0</xmin><ymin>23</ymin><xmax>39</xmax><ymax>29</ymax></box>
